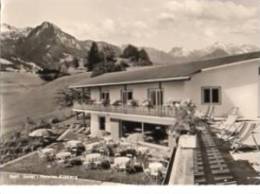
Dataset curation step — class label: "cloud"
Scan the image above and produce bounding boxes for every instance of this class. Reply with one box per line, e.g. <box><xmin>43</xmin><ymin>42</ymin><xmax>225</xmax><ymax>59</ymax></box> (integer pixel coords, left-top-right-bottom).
<box><xmin>101</xmin><ymin>18</ymin><xmax>116</xmax><ymax>33</ymax></box>
<box><xmin>164</xmin><ymin>0</ymin><xmax>258</xmax><ymax>21</ymax></box>
<box><xmin>63</xmin><ymin>18</ymin><xmax>155</xmax><ymax>46</ymax></box>
<box><xmin>14</xmin><ymin>0</ymin><xmax>258</xmax><ymax>50</ymax></box>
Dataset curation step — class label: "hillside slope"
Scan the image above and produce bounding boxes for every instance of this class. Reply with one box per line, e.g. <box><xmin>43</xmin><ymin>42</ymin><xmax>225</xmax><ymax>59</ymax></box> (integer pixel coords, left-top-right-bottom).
<box><xmin>0</xmin><ymin>72</ymin><xmax>45</xmax><ymax>95</ymax></box>
<box><xmin>1</xmin><ymin>72</ymin><xmax>91</xmax><ymax>133</ymax></box>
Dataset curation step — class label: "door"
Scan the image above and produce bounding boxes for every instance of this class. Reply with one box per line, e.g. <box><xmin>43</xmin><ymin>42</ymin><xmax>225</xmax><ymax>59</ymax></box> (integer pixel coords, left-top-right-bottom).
<box><xmin>149</xmin><ymin>89</ymin><xmax>163</xmax><ymax>106</ymax></box>
<box><xmin>121</xmin><ymin>90</ymin><xmax>133</xmax><ymax>104</ymax></box>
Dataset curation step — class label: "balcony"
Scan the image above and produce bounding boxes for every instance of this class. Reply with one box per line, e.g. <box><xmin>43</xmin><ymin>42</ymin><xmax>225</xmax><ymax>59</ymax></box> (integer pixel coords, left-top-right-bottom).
<box><xmin>73</xmin><ymin>102</ymin><xmax>176</xmax><ymax>118</ymax></box>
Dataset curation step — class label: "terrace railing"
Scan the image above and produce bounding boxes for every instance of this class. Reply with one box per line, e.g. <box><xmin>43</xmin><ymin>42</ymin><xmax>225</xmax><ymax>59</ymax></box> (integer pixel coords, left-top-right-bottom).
<box><xmin>73</xmin><ymin>102</ymin><xmax>176</xmax><ymax>118</ymax></box>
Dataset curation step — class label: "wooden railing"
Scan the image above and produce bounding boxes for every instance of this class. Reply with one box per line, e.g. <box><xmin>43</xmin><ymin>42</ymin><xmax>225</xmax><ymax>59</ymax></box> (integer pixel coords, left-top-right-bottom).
<box><xmin>73</xmin><ymin>102</ymin><xmax>176</xmax><ymax>118</ymax></box>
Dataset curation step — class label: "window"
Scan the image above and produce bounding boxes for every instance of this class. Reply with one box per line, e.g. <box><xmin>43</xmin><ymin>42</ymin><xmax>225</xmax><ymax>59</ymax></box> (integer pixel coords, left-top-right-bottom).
<box><xmin>99</xmin><ymin>117</ymin><xmax>105</xmax><ymax>130</ymax></box>
<box><xmin>128</xmin><ymin>91</ymin><xmax>133</xmax><ymax>100</ymax></box>
<box><xmin>202</xmin><ymin>87</ymin><xmax>221</xmax><ymax>104</ymax></box>
<box><xmin>100</xmin><ymin>91</ymin><xmax>109</xmax><ymax>101</ymax></box>
<box><xmin>121</xmin><ymin>90</ymin><xmax>133</xmax><ymax>104</ymax></box>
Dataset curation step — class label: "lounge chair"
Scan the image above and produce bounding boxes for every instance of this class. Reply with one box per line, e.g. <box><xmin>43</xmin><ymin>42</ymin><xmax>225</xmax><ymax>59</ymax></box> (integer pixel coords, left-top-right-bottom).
<box><xmin>231</xmin><ymin>122</ymin><xmax>259</xmax><ymax>152</ymax></box>
<box><xmin>202</xmin><ymin>105</ymin><xmax>215</xmax><ymax>121</ymax></box>
<box><xmin>211</xmin><ymin>113</ymin><xmax>238</xmax><ymax>134</ymax></box>
<box><xmin>221</xmin><ymin>122</ymin><xmax>247</xmax><ymax>141</ymax></box>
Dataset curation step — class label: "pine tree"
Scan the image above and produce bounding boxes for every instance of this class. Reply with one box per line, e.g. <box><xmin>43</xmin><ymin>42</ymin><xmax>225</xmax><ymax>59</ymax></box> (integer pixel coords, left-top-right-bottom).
<box><xmin>87</xmin><ymin>42</ymin><xmax>101</xmax><ymax>71</ymax></box>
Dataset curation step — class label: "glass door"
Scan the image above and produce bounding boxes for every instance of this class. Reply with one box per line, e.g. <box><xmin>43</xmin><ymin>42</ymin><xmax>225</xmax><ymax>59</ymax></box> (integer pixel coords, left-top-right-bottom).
<box><xmin>149</xmin><ymin>89</ymin><xmax>163</xmax><ymax>106</ymax></box>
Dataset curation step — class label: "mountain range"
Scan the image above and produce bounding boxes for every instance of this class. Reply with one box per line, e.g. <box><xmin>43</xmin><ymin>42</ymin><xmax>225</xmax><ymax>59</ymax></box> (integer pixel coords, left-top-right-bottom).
<box><xmin>1</xmin><ymin>21</ymin><xmax>259</xmax><ymax>69</ymax></box>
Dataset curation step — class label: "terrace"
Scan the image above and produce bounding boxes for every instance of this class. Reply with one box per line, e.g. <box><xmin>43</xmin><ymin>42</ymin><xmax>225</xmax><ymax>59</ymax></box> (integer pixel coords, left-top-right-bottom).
<box><xmin>72</xmin><ymin>102</ymin><xmax>176</xmax><ymax>118</ymax></box>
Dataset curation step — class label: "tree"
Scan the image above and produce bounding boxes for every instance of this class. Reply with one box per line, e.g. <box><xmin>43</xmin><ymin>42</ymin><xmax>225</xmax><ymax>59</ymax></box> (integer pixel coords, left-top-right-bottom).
<box><xmin>91</xmin><ymin>61</ymin><xmax>126</xmax><ymax>77</ymax></box>
<box><xmin>87</xmin><ymin>42</ymin><xmax>102</xmax><ymax>71</ymax></box>
<box><xmin>138</xmin><ymin>49</ymin><xmax>152</xmax><ymax>66</ymax></box>
<box><xmin>121</xmin><ymin>45</ymin><xmax>139</xmax><ymax>61</ymax></box>
<box><xmin>73</xmin><ymin>57</ymin><xmax>79</xmax><ymax>68</ymax></box>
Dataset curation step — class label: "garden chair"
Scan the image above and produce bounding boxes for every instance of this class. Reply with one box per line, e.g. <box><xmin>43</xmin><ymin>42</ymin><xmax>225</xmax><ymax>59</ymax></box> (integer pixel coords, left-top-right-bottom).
<box><xmin>231</xmin><ymin>122</ymin><xmax>259</xmax><ymax>152</ymax></box>
<box><xmin>212</xmin><ymin>114</ymin><xmax>238</xmax><ymax>135</ymax></box>
<box><xmin>220</xmin><ymin>121</ymin><xmax>246</xmax><ymax>140</ymax></box>
<box><xmin>202</xmin><ymin>105</ymin><xmax>214</xmax><ymax>121</ymax></box>
<box><xmin>211</xmin><ymin>107</ymin><xmax>239</xmax><ymax>127</ymax></box>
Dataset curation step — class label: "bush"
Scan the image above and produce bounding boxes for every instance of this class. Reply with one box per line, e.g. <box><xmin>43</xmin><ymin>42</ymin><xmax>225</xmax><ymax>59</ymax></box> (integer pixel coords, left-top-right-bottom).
<box><xmin>100</xmin><ymin>160</ymin><xmax>111</xmax><ymax>169</ymax></box>
<box><xmin>120</xmin><ymin>148</ymin><xmax>137</xmax><ymax>157</ymax></box>
<box><xmin>125</xmin><ymin>161</ymin><xmax>143</xmax><ymax>174</ymax></box>
<box><xmin>4</xmin><ymin>140</ymin><xmax>17</xmax><ymax>147</ymax></box>
<box><xmin>49</xmin><ymin>117</ymin><xmax>60</xmax><ymax>124</ymax></box>
<box><xmin>37</xmin><ymin>119</ymin><xmax>52</xmax><ymax>129</ymax></box>
<box><xmin>38</xmin><ymin>69</ymin><xmax>60</xmax><ymax>81</ymax></box>
<box><xmin>22</xmin><ymin>145</ymin><xmax>32</xmax><ymax>154</ymax></box>
<box><xmin>134</xmin><ymin>164</ymin><xmax>143</xmax><ymax>173</ymax></box>
<box><xmin>13</xmin><ymin>146</ymin><xmax>22</xmax><ymax>154</ymax></box>
<box><xmin>91</xmin><ymin>61</ymin><xmax>126</xmax><ymax>77</ymax></box>
<box><xmin>69</xmin><ymin>158</ymin><xmax>82</xmax><ymax>166</ymax></box>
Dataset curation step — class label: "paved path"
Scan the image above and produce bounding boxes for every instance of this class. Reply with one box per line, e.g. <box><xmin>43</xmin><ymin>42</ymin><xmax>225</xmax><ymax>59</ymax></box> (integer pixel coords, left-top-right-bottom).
<box><xmin>194</xmin><ymin>127</ymin><xmax>236</xmax><ymax>185</ymax></box>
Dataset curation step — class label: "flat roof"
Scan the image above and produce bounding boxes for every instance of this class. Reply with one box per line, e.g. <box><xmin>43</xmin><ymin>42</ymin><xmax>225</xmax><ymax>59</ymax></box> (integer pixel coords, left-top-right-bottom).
<box><xmin>70</xmin><ymin>51</ymin><xmax>260</xmax><ymax>88</ymax></box>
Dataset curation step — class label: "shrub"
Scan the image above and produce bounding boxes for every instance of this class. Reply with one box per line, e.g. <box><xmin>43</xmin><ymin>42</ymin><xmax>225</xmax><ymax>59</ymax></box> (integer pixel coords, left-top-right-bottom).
<box><xmin>120</xmin><ymin>148</ymin><xmax>137</xmax><ymax>157</ymax></box>
<box><xmin>106</xmin><ymin>145</ymin><xmax>115</xmax><ymax>157</ymax></box>
<box><xmin>49</xmin><ymin>117</ymin><xmax>60</xmax><ymax>124</ymax></box>
<box><xmin>13</xmin><ymin>146</ymin><xmax>22</xmax><ymax>154</ymax></box>
<box><xmin>22</xmin><ymin>145</ymin><xmax>32</xmax><ymax>154</ymax></box>
<box><xmin>6</xmin><ymin>140</ymin><xmax>17</xmax><ymax>147</ymax></box>
<box><xmin>100</xmin><ymin>160</ymin><xmax>111</xmax><ymax>169</ymax></box>
<box><xmin>125</xmin><ymin>162</ymin><xmax>136</xmax><ymax>174</ymax></box>
<box><xmin>69</xmin><ymin>158</ymin><xmax>82</xmax><ymax>166</ymax></box>
<box><xmin>20</xmin><ymin>137</ymin><xmax>29</xmax><ymax>146</ymax></box>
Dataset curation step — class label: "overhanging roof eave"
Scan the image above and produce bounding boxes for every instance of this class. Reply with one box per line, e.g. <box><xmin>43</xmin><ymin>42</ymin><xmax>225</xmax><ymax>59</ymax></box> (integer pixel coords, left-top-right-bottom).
<box><xmin>69</xmin><ymin>76</ymin><xmax>191</xmax><ymax>89</ymax></box>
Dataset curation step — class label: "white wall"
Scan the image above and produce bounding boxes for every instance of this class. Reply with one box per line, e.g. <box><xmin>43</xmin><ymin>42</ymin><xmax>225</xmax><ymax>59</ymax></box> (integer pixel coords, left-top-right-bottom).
<box><xmin>90</xmin><ymin>88</ymin><xmax>100</xmax><ymax>101</ymax></box>
<box><xmin>102</xmin><ymin>85</ymin><xmax>122</xmax><ymax>102</ymax></box>
<box><xmin>186</xmin><ymin>60</ymin><xmax>260</xmax><ymax>119</ymax></box>
<box><xmin>91</xmin><ymin>82</ymin><xmax>186</xmax><ymax>105</ymax></box>
<box><xmin>127</xmin><ymin>83</ymin><xmax>159</xmax><ymax>104</ymax></box>
<box><xmin>90</xmin><ymin>113</ymin><xmax>100</xmax><ymax>136</ymax></box>
<box><xmin>90</xmin><ymin>113</ymin><xmax>112</xmax><ymax>136</ymax></box>
<box><xmin>162</xmin><ymin>81</ymin><xmax>187</xmax><ymax>103</ymax></box>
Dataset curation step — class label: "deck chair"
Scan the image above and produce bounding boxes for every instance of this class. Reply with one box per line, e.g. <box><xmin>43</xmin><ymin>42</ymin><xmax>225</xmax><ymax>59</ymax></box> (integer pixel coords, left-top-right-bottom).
<box><xmin>222</xmin><ymin>121</ymin><xmax>248</xmax><ymax>141</ymax></box>
<box><xmin>231</xmin><ymin>122</ymin><xmax>258</xmax><ymax>152</ymax></box>
<box><xmin>210</xmin><ymin>107</ymin><xmax>239</xmax><ymax>126</ymax></box>
<box><xmin>208</xmin><ymin>106</ymin><xmax>215</xmax><ymax>122</ymax></box>
<box><xmin>202</xmin><ymin>105</ymin><xmax>214</xmax><ymax>121</ymax></box>
<box><xmin>212</xmin><ymin>114</ymin><xmax>238</xmax><ymax>135</ymax></box>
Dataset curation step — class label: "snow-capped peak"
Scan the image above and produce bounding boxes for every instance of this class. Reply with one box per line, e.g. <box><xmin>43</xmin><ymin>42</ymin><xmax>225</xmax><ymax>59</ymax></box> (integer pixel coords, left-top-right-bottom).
<box><xmin>205</xmin><ymin>42</ymin><xmax>260</xmax><ymax>55</ymax></box>
<box><xmin>168</xmin><ymin>47</ymin><xmax>190</xmax><ymax>57</ymax></box>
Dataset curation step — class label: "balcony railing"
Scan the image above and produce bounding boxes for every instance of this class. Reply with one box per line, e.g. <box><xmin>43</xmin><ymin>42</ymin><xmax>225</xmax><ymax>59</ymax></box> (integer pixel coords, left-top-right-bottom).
<box><xmin>73</xmin><ymin>102</ymin><xmax>176</xmax><ymax>118</ymax></box>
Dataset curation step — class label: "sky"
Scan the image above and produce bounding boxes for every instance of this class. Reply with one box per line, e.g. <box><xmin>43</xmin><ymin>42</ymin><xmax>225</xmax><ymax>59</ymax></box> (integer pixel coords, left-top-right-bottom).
<box><xmin>1</xmin><ymin>0</ymin><xmax>260</xmax><ymax>51</ymax></box>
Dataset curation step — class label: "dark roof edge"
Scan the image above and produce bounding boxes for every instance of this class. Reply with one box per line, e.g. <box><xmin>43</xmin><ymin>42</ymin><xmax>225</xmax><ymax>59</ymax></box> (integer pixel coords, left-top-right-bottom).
<box><xmin>69</xmin><ymin>76</ymin><xmax>190</xmax><ymax>88</ymax></box>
